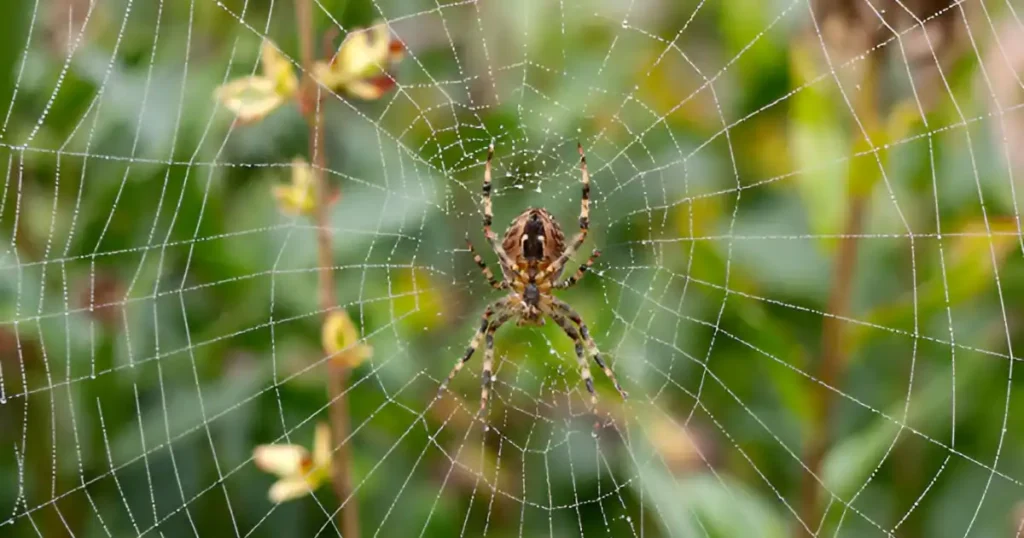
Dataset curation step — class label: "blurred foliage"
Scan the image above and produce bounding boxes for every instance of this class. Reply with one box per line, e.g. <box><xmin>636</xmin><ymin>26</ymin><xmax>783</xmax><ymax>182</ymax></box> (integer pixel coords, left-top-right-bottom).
<box><xmin>2</xmin><ymin>0</ymin><xmax>1024</xmax><ymax>537</ymax></box>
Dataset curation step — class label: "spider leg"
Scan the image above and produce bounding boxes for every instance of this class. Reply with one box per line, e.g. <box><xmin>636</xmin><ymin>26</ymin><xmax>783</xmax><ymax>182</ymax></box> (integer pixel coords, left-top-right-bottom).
<box><xmin>481</xmin><ymin>143</ymin><xmax>518</xmax><ymax>272</ymax></box>
<box><xmin>556</xmin><ymin>248</ymin><xmax>600</xmax><ymax>290</ymax></box>
<box><xmin>479</xmin><ymin>312</ymin><xmax>513</xmax><ymax>417</ymax></box>
<box><xmin>538</xmin><ymin>143</ymin><xmax>591</xmax><ymax>281</ymax></box>
<box><xmin>438</xmin><ymin>299</ymin><xmax>509</xmax><ymax>398</ymax></box>
<box><xmin>547</xmin><ymin>310</ymin><xmax>598</xmax><ymax>409</ymax></box>
<box><xmin>552</xmin><ymin>298</ymin><xmax>628</xmax><ymax>400</ymax></box>
<box><xmin>466</xmin><ymin>233</ymin><xmax>506</xmax><ymax>289</ymax></box>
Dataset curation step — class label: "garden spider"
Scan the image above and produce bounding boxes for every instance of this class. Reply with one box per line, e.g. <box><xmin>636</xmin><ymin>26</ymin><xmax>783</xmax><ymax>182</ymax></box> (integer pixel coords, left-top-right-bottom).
<box><xmin>437</xmin><ymin>143</ymin><xmax>628</xmax><ymax>417</ymax></box>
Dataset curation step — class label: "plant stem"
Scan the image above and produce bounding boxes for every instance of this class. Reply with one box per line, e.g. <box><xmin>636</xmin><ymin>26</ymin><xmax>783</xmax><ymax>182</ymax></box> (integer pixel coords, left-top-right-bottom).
<box><xmin>798</xmin><ymin>51</ymin><xmax>880</xmax><ymax>537</ymax></box>
<box><xmin>294</xmin><ymin>2</ymin><xmax>360</xmax><ymax>537</ymax></box>
<box><xmin>799</xmin><ymin>194</ymin><xmax>865</xmax><ymax>535</ymax></box>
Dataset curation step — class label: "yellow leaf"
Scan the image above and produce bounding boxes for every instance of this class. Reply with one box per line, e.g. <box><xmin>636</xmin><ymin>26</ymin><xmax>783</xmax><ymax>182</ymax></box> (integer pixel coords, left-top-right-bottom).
<box><xmin>345</xmin><ymin>78</ymin><xmax>393</xmax><ymax>101</ymax></box>
<box><xmin>268</xmin><ymin>477</ymin><xmax>315</xmax><ymax>503</ymax></box>
<box><xmin>253</xmin><ymin>444</ymin><xmax>311</xmax><ymax>477</ymax></box>
<box><xmin>322</xmin><ymin>310</ymin><xmax>373</xmax><ymax>369</ymax></box>
<box><xmin>392</xmin><ymin>267</ymin><xmax>446</xmax><ymax>331</ymax></box>
<box><xmin>336</xmin><ymin>23</ymin><xmax>401</xmax><ymax>80</ymax></box>
<box><xmin>317</xmin><ymin>22</ymin><xmax>403</xmax><ymax>100</ymax></box>
<box><xmin>272</xmin><ymin>158</ymin><xmax>317</xmax><ymax>216</ymax></box>
<box><xmin>214</xmin><ymin>39</ymin><xmax>297</xmax><ymax>123</ymax></box>
<box><xmin>260</xmin><ymin>39</ymin><xmax>298</xmax><ymax>97</ymax></box>
<box><xmin>254</xmin><ymin>423</ymin><xmax>333</xmax><ymax>503</ymax></box>
<box><xmin>313</xmin><ymin>422</ymin><xmax>332</xmax><ymax>469</ymax></box>
<box><xmin>313</xmin><ymin>60</ymin><xmax>346</xmax><ymax>90</ymax></box>
<box><xmin>214</xmin><ymin>76</ymin><xmax>286</xmax><ymax>123</ymax></box>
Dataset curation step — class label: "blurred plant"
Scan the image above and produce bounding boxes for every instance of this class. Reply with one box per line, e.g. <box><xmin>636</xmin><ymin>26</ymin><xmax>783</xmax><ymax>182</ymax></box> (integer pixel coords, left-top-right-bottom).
<box><xmin>74</xmin><ymin>272</ymin><xmax>124</xmax><ymax>330</ymax></box>
<box><xmin>647</xmin><ymin>414</ymin><xmax>712</xmax><ymax>474</ymax></box>
<box><xmin>43</xmin><ymin>0</ymin><xmax>90</xmax><ymax>55</ymax></box>
<box><xmin>813</xmin><ymin>0</ymin><xmax>965</xmax><ymax>111</ymax></box>
<box><xmin>273</xmin><ymin>157</ymin><xmax>317</xmax><ymax>216</ymax></box>
<box><xmin>392</xmin><ymin>267</ymin><xmax>452</xmax><ymax>332</ymax></box>
<box><xmin>253</xmin><ymin>422</ymin><xmax>332</xmax><ymax>503</ymax></box>
<box><xmin>798</xmin><ymin>3</ymin><xmax>887</xmax><ymax>534</ymax></box>
<box><xmin>214</xmin><ymin>21</ymin><xmax>401</xmax><ymax>126</ymax></box>
<box><xmin>986</xmin><ymin>21</ymin><xmax>1024</xmax><ymax>177</ymax></box>
<box><xmin>313</xmin><ymin>22</ymin><xmax>404</xmax><ymax>100</ymax></box>
<box><xmin>211</xmin><ymin>12</ymin><xmax>404</xmax><ymax>537</ymax></box>
<box><xmin>215</xmin><ymin>40</ymin><xmax>299</xmax><ymax>124</ymax></box>
<box><xmin>322</xmin><ymin>310</ymin><xmax>373</xmax><ymax>369</ymax></box>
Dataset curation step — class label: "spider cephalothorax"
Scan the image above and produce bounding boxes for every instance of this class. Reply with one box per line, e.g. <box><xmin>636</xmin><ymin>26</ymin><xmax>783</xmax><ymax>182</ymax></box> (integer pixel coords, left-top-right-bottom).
<box><xmin>438</xmin><ymin>143</ymin><xmax>628</xmax><ymax>417</ymax></box>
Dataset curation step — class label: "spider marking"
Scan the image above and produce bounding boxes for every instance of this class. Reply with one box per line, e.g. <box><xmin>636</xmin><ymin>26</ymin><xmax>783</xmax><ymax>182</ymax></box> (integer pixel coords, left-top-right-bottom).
<box><xmin>438</xmin><ymin>143</ymin><xmax>628</xmax><ymax>419</ymax></box>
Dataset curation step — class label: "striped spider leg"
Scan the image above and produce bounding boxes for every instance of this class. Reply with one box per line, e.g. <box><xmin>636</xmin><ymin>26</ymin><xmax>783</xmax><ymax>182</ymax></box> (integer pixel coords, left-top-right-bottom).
<box><xmin>550</xmin><ymin>297</ymin><xmax>628</xmax><ymax>402</ymax></box>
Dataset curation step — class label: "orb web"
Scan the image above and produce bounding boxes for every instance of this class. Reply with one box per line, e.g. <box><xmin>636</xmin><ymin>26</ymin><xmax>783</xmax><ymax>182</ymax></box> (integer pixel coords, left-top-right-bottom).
<box><xmin>1</xmin><ymin>0</ymin><xmax>1023</xmax><ymax>536</ymax></box>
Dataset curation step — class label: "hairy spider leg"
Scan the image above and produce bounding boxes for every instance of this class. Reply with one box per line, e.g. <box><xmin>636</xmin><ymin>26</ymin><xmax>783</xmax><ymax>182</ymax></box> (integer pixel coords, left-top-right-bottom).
<box><xmin>479</xmin><ymin>311</ymin><xmax>513</xmax><ymax>417</ymax></box>
<box><xmin>438</xmin><ymin>299</ymin><xmax>510</xmax><ymax>398</ymax></box>
<box><xmin>537</xmin><ymin>143</ymin><xmax>591</xmax><ymax>282</ymax></box>
<box><xmin>481</xmin><ymin>143</ymin><xmax>518</xmax><ymax>274</ymax></box>
<box><xmin>466</xmin><ymin>233</ymin><xmax>506</xmax><ymax>289</ymax></box>
<box><xmin>547</xmin><ymin>310</ymin><xmax>598</xmax><ymax>408</ymax></box>
<box><xmin>552</xmin><ymin>298</ymin><xmax>628</xmax><ymax>400</ymax></box>
<box><xmin>556</xmin><ymin>248</ymin><xmax>601</xmax><ymax>290</ymax></box>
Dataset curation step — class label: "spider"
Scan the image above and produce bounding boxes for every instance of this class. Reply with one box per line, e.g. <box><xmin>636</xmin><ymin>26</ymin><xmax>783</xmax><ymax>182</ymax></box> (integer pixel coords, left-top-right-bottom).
<box><xmin>437</xmin><ymin>142</ymin><xmax>628</xmax><ymax>417</ymax></box>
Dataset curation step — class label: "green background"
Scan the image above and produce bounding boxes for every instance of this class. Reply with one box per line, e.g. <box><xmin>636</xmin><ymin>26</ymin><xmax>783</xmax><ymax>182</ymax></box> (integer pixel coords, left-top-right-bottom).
<box><xmin>2</xmin><ymin>0</ymin><xmax>1024</xmax><ymax>536</ymax></box>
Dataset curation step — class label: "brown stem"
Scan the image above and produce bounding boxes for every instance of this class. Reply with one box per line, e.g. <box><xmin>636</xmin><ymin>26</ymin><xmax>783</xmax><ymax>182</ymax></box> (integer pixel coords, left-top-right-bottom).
<box><xmin>798</xmin><ymin>195</ymin><xmax>866</xmax><ymax>535</ymax></box>
<box><xmin>294</xmin><ymin>2</ymin><xmax>360</xmax><ymax>537</ymax></box>
<box><xmin>798</xmin><ymin>49</ymin><xmax>880</xmax><ymax>537</ymax></box>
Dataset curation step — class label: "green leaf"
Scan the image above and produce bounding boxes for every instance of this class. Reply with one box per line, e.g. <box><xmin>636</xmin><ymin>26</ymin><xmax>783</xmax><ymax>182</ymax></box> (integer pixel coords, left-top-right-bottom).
<box><xmin>111</xmin><ymin>360</ymin><xmax>271</xmax><ymax>463</ymax></box>
<box><xmin>640</xmin><ymin>470</ymin><xmax>790</xmax><ymax>538</ymax></box>
<box><xmin>821</xmin><ymin>347</ymin><xmax>995</xmax><ymax>501</ymax></box>
<box><xmin>788</xmin><ymin>42</ymin><xmax>848</xmax><ymax>239</ymax></box>
<box><xmin>857</xmin><ymin>217</ymin><xmax>1020</xmax><ymax>347</ymax></box>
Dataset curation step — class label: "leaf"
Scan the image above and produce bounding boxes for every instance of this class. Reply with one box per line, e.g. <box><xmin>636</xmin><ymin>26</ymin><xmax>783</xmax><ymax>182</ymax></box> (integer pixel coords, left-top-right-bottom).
<box><xmin>391</xmin><ymin>266</ymin><xmax>447</xmax><ymax>332</ymax></box>
<box><xmin>322</xmin><ymin>310</ymin><xmax>372</xmax><ymax>369</ymax></box>
<box><xmin>640</xmin><ymin>470</ymin><xmax>790</xmax><ymax>538</ymax></box>
<box><xmin>316</xmin><ymin>22</ymin><xmax>403</xmax><ymax>100</ymax></box>
<box><xmin>628</xmin><ymin>414</ymin><xmax>789</xmax><ymax>538</ymax></box>
<box><xmin>215</xmin><ymin>75</ymin><xmax>288</xmax><ymax>124</ymax></box>
<box><xmin>821</xmin><ymin>345</ymin><xmax>995</xmax><ymax>501</ymax></box>
<box><xmin>214</xmin><ymin>40</ymin><xmax>297</xmax><ymax>123</ymax></box>
<box><xmin>272</xmin><ymin>158</ymin><xmax>317</xmax><ymax>216</ymax></box>
<box><xmin>260</xmin><ymin>40</ymin><xmax>298</xmax><ymax>97</ymax></box>
<box><xmin>111</xmin><ymin>360</ymin><xmax>271</xmax><ymax>463</ymax></box>
<box><xmin>858</xmin><ymin>217</ymin><xmax>1020</xmax><ymax>344</ymax></box>
<box><xmin>788</xmin><ymin>41</ymin><xmax>848</xmax><ymax>239</ymax></box>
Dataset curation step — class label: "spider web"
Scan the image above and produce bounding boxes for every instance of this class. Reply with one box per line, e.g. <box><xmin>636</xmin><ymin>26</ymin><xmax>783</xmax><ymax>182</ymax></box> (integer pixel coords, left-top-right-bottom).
<box><xmin>1</xmin><ymin>0</ymin><xmax>1023</xmax><ymax>536</ymax></box>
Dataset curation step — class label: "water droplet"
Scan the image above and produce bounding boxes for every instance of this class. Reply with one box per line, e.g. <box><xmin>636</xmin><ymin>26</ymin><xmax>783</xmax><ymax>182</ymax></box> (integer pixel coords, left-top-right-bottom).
<box><xmin>626</xmin><ymin>516</ymin><xmax>632</xmax><ymax>522</ymax></box>
<box><xmin>0</xmin><ymin>396</ymin><xmax>6</xmax><ymax>405</ymax></box>
<box><xmin>483</xmin><ymin>424</ymin><xmax>490</xmax><ymax>432</ymax></box>
<box><xmin>590</xmin><ymin>430</ymin><xmax>598</xmax><ymax>438</ymax></box>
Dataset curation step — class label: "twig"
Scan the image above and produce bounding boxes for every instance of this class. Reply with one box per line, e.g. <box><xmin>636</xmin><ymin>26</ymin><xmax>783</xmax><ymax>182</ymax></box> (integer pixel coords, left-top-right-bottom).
<box><xmin>799</xmin><ymin>195</ymin><xmax>866</xmax><ymax>535</ymax></box>
<box><xmin>294</xmin><ymin>1</ymin><xmax>360</xmax><ymax>537</ymax></box>
<box><xmin>798</xmin><ymin>48</ymin><xmax>880</xmax><ymax>537</ymax></box>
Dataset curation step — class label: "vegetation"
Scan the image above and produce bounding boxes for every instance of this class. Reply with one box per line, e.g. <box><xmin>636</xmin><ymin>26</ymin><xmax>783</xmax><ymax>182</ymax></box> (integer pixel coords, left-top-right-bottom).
<box><xmin>2</xmin><ymin>0</ymin><xmax>1023</xmax><ymax>536</ymax></box>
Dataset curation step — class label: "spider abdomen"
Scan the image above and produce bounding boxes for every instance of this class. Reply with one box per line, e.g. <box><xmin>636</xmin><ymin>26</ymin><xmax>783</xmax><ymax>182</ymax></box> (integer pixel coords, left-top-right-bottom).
<box><xmin>501</xmin><ymin>208</ymin><xmax>566</xmax><ymax>269</ymax></box>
